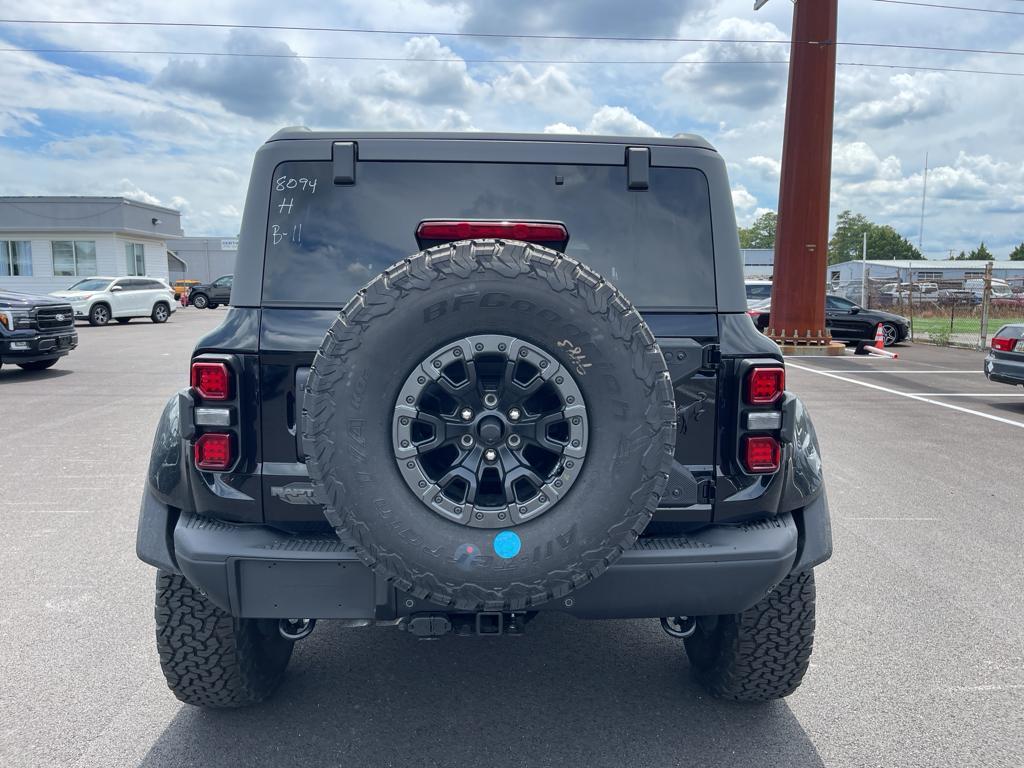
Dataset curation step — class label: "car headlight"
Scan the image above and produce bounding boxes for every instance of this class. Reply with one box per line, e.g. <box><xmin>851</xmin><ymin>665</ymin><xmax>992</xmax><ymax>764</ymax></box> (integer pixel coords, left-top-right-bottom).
<box><xmin>0</xmin><ymin>310</ymin><xmax>31</xmax><ymax>330</ymax></box>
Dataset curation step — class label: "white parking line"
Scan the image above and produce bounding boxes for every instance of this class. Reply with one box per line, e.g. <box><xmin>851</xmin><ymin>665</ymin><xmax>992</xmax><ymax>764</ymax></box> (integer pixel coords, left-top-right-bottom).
<box><xmin>787</xmin><ymin>363</ymin><xmax>1024</xmax><ymax>429</ymax></box>
<box><xmin>789</xmin><ymin>369</ymin><xmax>981</xmax><ymax>374</ymax></box>
<box><xmin>903</xmin><ymin>393</ymin><xmax>1024</xmax><ymax>398</ymax></box>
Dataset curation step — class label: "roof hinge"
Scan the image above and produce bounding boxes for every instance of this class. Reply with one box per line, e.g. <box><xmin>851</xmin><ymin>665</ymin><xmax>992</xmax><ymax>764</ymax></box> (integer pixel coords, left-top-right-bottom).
<box><xmin>626</xmin><ymin>147</ymin><xmax>650</xmax><ymax>190</ymax></box>
<box><xmin>333</xmin><ymin>141</ymin><xmax>357</xmax><ymax>185</ymax></box>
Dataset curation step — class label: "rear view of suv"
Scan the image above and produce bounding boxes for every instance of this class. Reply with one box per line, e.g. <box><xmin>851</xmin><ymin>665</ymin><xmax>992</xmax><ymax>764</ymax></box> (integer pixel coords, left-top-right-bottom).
<box><xmin>137</xmin><ymin>130</ymin><xmax>831</xmax><ymax>709</ymax></box>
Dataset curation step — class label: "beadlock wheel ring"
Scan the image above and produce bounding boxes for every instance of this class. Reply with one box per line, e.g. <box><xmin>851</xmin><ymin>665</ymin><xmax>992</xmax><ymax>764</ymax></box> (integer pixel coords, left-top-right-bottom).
<box><xmin>393</xmin><ymin>334</ymin><xmax>588</xmax><ymax>529</ymax></box>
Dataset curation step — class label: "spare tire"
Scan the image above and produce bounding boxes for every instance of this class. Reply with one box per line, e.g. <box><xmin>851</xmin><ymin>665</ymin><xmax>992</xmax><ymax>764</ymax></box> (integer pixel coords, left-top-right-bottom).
<box><xmin>302</xmin><ymin>239</ymin><xmax>676</xmax><ymax>612</ymax></box>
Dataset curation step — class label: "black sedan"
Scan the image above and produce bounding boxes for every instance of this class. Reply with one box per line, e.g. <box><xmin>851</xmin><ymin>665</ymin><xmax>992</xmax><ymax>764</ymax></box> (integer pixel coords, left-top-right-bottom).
<box><xmin>747</xmin><ymin>295</ymin><xmax>911</xmax><ymax>347</ymax></box>
<box><xmin>985</xmin><ymin>325</ymin><xmax>1024</xmax><ymax>386</ymax></box>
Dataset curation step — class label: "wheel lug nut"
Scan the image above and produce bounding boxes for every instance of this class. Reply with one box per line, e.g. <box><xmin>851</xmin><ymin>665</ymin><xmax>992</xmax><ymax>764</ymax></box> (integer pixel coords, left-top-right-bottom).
<box><xmin>508</xmin><ymin>407</ymin><xmax>521</xmax><ymax>421</ymax></box>
<box><xmin>483</xmin><ymin>393</ymin><xmax>498</xmax><ymax>408</ymax></box>
<box><xmin>460</xmin><ymin>407</ymin><xmax>474</xmax><ymax>421</ymax></box>
<box><xmin>484</xmin><ymin>448</ymin><xmax>498</xmax><ymax>462</ymax></box>
<box><xmin>460</xmin><ymin>434</ymin><xmax>475</xmax><ymax>448</ymax></box>
<box><xmin>507</xmin><ymin>435</ymin><xmax>522</xmax><ymax>449</ymax></box>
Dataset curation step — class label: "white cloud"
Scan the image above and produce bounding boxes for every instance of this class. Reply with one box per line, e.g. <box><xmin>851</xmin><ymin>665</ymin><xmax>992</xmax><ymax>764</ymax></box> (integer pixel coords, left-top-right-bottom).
<box><xmin>544</xmin><ymin>122</ymin><xmax>582</xmax><ymax>135</ymax></box>
<box><xmin>662</xmin><ymin>18</ymin><xmax>788</xmax><ymax>109</ymax></box>
<box><xmin>747</xmin><ymin>155</ymin><xmax>781</xmax><ymax>180</ymax></box>
<box><xmin>838</xmin><ymin>72</ymin><xmax>951</xmax><ymax>130</ymax></box>
<box><xmin>586</xmin><ymin>106</ymin><xmax>660</xmax><ymax>137</ymax></box>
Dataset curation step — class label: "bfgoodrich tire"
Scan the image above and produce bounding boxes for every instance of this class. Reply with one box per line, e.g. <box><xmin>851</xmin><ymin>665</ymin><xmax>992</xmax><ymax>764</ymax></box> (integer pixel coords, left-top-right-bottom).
<box><xmin>684</xmin><ymin>570</ymin><xmax>817</xmax><ymax>702</ymax></box>
<box><xmin>154</xmin><ymin>571</ymin><xmax>293</xmax><ymax>708</ymax></box>
<box><xmin>302</xmin><ymin>239</ymin><xmax>677</xmax><ymax>612</ymax></box>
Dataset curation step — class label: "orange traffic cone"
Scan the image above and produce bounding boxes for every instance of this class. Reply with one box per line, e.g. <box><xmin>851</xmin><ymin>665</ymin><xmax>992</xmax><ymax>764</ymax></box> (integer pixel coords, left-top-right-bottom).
<box><xmin>874</xmin><ymin>323</ymin><xmax>886</xmax><ymax>349</ymax></box>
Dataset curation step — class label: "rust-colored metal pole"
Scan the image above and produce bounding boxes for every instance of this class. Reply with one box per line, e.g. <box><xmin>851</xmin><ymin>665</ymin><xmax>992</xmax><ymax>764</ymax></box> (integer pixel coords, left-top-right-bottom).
<box><xmin>767</xmin><ymin>0</ymin><xmax>838</xmax><ymax>345</ymax></box>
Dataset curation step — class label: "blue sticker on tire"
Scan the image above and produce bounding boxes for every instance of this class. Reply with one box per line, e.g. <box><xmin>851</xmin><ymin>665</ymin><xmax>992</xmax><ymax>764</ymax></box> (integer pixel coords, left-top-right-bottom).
<box><xmin>493</xmin><ymin>530</ymin><xmax>522</xmax><ymax>559</ymax></box>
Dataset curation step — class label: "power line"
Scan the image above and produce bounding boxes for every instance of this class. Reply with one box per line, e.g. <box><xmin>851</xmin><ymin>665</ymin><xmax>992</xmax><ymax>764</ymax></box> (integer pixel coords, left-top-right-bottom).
<box><xmin>873</xmin><ymin>0</ymin><xmax>1024</xmax><ymax>14</ymax></box>
<box><xmin>2</xmin><ymin>17</ymin><xmax>1024</xmax><ymax>58</ymax></box>
<box><xmin>2</xmin><ymin>46</ymin><xmax>1023</xmax><ymax>76</ymax></box>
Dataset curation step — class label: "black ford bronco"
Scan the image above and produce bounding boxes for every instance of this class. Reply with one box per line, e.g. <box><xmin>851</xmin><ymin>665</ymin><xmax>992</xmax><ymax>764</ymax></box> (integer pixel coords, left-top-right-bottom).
<box><xmin>138</xmin><ymin>129</ymin><xmax>831</xmax><ymax>708</ymax></box>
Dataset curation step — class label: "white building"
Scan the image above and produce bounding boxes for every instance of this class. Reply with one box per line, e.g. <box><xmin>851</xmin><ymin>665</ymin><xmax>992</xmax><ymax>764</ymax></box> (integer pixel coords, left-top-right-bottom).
<box><xmin>827</xmin><ymin>259</ymin><xmax>1024</xmax><ymax>286</ymax></box>
<box><xmin>0</xmin><ymin>197</ymin><xmax>183</xmax><ymax>295</ymax></box>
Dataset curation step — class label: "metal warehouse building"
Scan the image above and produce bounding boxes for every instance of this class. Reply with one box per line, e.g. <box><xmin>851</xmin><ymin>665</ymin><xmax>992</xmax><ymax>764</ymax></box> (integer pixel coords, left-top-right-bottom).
<box><xmin>168</xmin><ymin>236</ymin><xmax>238</xmax><ymax>284</ymax></box>
<box><xmin>0</xmin><ymin>197</ymin><xmax>183</xmax><ymax>295</ymax></box>
<box><xmin>828</xmin><ymin>259</ymin><xmax>1024</xmax><ymax>285</ymax></box>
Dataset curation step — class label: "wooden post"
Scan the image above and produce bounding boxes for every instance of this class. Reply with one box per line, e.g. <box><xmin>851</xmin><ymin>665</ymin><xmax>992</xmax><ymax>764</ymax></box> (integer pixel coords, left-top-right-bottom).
<box><xmin>766</xmin><ymin>0</ymin><xmax>839</xmax><ymax>346</ymax></box>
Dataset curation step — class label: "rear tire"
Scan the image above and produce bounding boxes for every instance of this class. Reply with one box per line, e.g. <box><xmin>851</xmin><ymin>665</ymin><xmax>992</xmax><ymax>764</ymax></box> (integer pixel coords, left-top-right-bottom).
<box><xmin>151</xmin><ymin>302</ymin><xmax>170</xmax><ymax>323</ymax></box>
<box><xmin>881</xmin><ymin>323</ymin><xmax>899</xmax><ymax>347</ymax></box>
<box><xmin>154</xmin><ymin>571</ymin><xmax>294</xmax><ymax>708</ymax></box>
<box><xmin>191</xmin><ymin>293</ymin><xmax>209</xmax><ymax>309</ymax></box>
<box><xmin>17</xmin><ymin>358</ymin><xmax>58</xmax><ymax>371</ymax></box>
<box><xmin>684</xmin><ymin>570</ymin><xmax>816</xmax><ymax>702</ymax></box>
<box><xmin>88</xmin><ymin>303</ymin><xmax>110</xmax><ymax>326</ymax></box>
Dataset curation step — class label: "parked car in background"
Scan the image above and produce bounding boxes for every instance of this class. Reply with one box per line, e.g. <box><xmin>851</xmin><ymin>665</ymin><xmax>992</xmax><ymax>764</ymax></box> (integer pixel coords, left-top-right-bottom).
<box><xmin>986</xmin><ymin>325</ymin><xmax>1024</xmax><ymax>386</ymax></box>
<box><xmin>50</xmin><ymin>276</ymin><xmax>176</xmax><ymax>326</ymax></box>
<box><xmin>744</xmin><ymin>279</ymin><xmax>772</xmax><ymax>307</ymax></box>
<box><xmin>186</xmin><ymin>274</ymin><xmax>232</xmax><ymax>309</ymax></box>
<box><xmin>172</xmin><ymin>279</ymin><xmax>200</xmax><ymax>299</ymax></box>
<box><xmin>965</xmin><ymin>278</ymin><xmax>1013</xmax><ymax>300</ymax></box>
<box><xmin>748</xmin><ymin>294</ymin><xmax>910</xmax><ymax>346</ymax></box>
<box><xmin>879</xmin><ymin>282</ymin><xmax>939</xmax><ymax>307</ymax></box>
<box><xmin>0</xmin><ymin>289</ymin><xmax>78</xmax><ymax>371</ymax></box>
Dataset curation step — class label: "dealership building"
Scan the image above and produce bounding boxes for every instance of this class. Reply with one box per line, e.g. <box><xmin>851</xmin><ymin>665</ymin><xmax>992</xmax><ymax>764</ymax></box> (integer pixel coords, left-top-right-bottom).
<box><xmin>168</xmin><ymin>236</ymin><xmax>238</xmax><ymax>284</ymax></box>
<box><xmin>0</xmin><ymin>196</ymin><xmax>183</xmax><ymax>295</ymax></box>
<box><xmin>827</xmin><ymin>259</ymin><xmax>1024</xmax><ymax>285</ymax></box>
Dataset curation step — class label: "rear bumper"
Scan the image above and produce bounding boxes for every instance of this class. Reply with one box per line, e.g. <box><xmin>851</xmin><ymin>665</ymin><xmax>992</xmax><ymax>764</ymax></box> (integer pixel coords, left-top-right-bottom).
<box><xmin>138</xmin><ymin>486</ymin><xmax>829</xmax><ymax>621</ymax></box>
<box><xmin>985</xmin><ymin>353</ymin><xmax>1024</xmax><ymax>386</ymax></box>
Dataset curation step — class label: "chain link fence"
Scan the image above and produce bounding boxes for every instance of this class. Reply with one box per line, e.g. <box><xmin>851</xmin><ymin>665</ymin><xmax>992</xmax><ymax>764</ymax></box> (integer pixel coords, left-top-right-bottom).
<box><xmin>829</xmin><ymin>265</ymin><xmax>1024</xmax><ymax>348</ymax></box>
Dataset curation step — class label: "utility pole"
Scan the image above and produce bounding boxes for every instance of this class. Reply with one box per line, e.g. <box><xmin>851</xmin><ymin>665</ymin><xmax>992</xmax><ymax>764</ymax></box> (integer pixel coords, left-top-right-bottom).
<box><xmin>760</xmin><ymin>0</ymin><xmax>840</xmax><ymax>349</ymax></box>
<box><xmin>918</xmin><ymin>152</ymin><xmax>929</xmax><ymax>252</ymax></box>
<box><xmin>861</xmin><ymin>231</ymin><xmax>868</xmax><ymax>307</ymax></box>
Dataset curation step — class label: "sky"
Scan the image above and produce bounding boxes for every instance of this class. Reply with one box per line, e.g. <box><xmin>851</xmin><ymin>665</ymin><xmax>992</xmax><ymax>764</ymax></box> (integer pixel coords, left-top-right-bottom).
<box><xmin>0</xmin><ymin>0</ymin><xmax>1022</xmax><ymax>258</ymax></box>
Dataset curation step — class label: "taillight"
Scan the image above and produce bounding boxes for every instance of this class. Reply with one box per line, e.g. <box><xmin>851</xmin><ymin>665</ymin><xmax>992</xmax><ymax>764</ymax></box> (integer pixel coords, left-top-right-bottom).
<box><xmin>194</xmin><ymin>433</ymin><xmax>233</xmax><ymax>471</ymax></box>
<box><xmin>416</xmin><ymin>220</ymin><xmax>569</xmax><ymax>247</ymax></box>
<box><xmin>746</xmin><ymin>366</ymin><xmax>785</xmax><ymax>405</ymax></box>
<box><xmin>191</xmin><ymin>361</ymin><xmax>230</xmax><ymax>400</ymax></box>
<box><xmin>743</xmin><ymin>435</ymin><xmax>781</xmax><ymax>473</ymax></box>
<box><xmin>991</xmin><ymin>336</ymin><xmax>1016</xmax><ymax>352</ymax></box>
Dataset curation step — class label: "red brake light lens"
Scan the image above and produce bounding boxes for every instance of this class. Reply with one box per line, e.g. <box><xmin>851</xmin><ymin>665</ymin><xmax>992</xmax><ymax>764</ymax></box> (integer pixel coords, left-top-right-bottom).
<box><xmin>194</xmin><ymin>433</ymin><xmax>233</xmax><ymax>471</ymax></box>
<box><xmin>416</xmin><ymin>220</ymin><xmax>569</xmax><ymax>245</ymax></box>
<box><xmin>743</xmin><ymin>435</ymin><xmax>781</xmax><ymax>473</ymax></box>
<box><xmin>991</xmin><ymin>336</ymin><xmax>1015</xmax><ymax>352</ymax></box>
<box><xmin>746</xmin><ymin>367</ymin><xmax>785</xmax><ymax>405</ymax></box>
<box><xmin>191</xmin><ymin>361</ymin><xmax>230</xmax><ymax>400</ymax></box>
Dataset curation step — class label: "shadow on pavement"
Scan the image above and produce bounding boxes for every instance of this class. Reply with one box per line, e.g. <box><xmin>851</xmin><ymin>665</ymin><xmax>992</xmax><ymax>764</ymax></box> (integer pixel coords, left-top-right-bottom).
<box><xmin>0</xmin><ymin>367</ymin><xmax>74</xmax><ymax>383</ymax></box>
<box><xmin>140</xmin><ymin>613</ymin><xmax>823</xmax><ymax>768</ymax></box>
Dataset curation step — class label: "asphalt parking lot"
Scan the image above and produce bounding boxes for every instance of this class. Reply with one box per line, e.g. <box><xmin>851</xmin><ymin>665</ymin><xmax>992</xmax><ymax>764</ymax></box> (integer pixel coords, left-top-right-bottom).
<box><xmin>2</xmin><ymin>309</ymin><xmax>1022</xmax><ymax>768</ymax></box>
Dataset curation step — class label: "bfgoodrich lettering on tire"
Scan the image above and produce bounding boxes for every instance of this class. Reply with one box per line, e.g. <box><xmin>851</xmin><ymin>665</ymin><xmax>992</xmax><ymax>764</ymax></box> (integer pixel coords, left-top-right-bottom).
<box><xmin>302</xmin><ymin>239</ymin><xmax>677</xmax><ymax>612</ymax></box>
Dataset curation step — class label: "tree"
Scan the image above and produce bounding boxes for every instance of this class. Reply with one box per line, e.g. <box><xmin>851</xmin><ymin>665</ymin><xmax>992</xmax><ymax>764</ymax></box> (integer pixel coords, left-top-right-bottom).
<box><xmin>827</xmin><ymin>210</ymin><xmax>923</xmax><ymax>264</ymax></box>
<box><xmin>952</xmin><ymin>250</ymin><xmax>970</xmax><ymax>260</ymax></box>
<box><xmin>1009</xmin><ymin>242</ymin><xmax>1024</xmax><ymax>261</ymax></box>
<box><xmin>738</xmin><ymin>211</ymin><xmax>777</xmax><ymax>248</ymax></box>
<box><xmin>969</xmin><ymin>242</ymin><xmax>994</xmax><ymax>261</ymax></box>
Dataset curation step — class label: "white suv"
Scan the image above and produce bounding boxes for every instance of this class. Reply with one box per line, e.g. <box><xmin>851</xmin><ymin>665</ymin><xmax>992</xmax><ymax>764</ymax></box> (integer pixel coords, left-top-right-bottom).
<box><xmin>51</xmin><ymin>276</ymin><xmax>177</xmax><ymax>326</ymax></box>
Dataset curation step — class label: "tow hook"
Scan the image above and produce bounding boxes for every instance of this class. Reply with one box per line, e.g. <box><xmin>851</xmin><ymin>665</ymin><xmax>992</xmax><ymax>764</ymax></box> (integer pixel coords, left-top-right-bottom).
<box><xmin>660</xmin><ymin>616</ymin><xmax>697</xmax><ymax>639</ymax></box>
<box><xmin>278</xmin><ymin>618</ymin><xmax>316</xmax><ymax>641</ymax></box>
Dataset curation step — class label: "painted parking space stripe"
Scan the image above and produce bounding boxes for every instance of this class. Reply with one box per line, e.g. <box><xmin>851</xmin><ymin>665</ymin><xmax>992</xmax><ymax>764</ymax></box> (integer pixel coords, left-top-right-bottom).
<box><xmin>902</xmin><ymin>393</ymin><xmax>1024</xmax><ymax>397</ymax></box>
<box><xmin>787</xmin><ymin>362</ymin><xmax>1024</xmax><ymax>429</ymax></box>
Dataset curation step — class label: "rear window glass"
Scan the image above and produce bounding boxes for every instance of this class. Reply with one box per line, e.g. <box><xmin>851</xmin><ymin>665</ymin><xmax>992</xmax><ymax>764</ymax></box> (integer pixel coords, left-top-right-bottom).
<box><xmin>262</xmin><ymin>161</ymin><xmax>716</xmax><ymax>310</ymax></box>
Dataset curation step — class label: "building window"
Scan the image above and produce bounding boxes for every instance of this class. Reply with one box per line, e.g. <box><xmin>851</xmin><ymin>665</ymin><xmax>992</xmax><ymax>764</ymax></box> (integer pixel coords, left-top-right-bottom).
<box><xmin>913</xmin><ymin>271</ymin><xmax>941</xmax><ymax>281</ymax></box>
<box><xmin>51</xmin><ymin>240</ymin><xmax>97</xmax><ymax>277</ymax></box>
<box><xmin>1</xmin><ymin>240</ymin><xmax>32</xmax><ymax>276</ymax></box>
<box><xmin>125</xmin><ymin>242</ymin><xmax>146</xmax><ymax>275</ymax></box>
<box><xmin>963</xmin><ymin>271</ymin><xmax>985</xmax><ymax>278</ymax></box>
